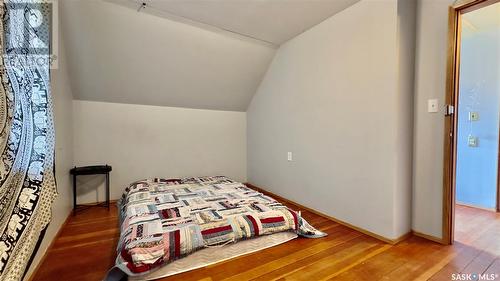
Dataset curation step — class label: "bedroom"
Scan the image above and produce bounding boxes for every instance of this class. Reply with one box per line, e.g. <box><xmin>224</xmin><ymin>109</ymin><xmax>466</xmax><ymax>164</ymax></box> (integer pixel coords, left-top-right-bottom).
<box><xmin>0</xmin><ymin>0</ymin><xmax>498</xmax><ymax>280</ymax></box>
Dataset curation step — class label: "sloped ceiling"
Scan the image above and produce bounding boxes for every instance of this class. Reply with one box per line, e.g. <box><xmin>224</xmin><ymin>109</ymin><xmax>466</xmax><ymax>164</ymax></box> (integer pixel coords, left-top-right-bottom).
<box><xmin>111</xmin><ymin>0</ymin><xmax>361</xmax><ymax>45</ymax></box>
<box><xmin>61</xmin><ymin>0</ymin><xmax>360</xmax><ymax>111</ymax></box>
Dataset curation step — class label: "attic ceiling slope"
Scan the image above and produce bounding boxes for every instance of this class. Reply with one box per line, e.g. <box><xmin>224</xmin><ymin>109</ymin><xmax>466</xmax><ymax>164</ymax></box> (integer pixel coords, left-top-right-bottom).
<box><xmin>60</xmin><ymin>0</ymin><xmax>276</xmax><ymax>111</ymax></box>
<box><xmin>117</xmin><ymin>0</ymin><xmax>362</xmax><ymax>45</ymax></box>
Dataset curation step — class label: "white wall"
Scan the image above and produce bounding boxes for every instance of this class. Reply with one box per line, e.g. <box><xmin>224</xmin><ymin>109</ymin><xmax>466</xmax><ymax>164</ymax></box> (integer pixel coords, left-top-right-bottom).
<box><xmin>394</xmin><ymin>0</ymin><xmax>417</xmax><ymax>239</ymax></box>
<box><xmin>25</xmin><ymin>12</ymin><xmax>74</xmax><ymax>279</ymax></box>
<box><xmin>73</xmin><ymin>101</ymin><xmax>247</xmax><ymax>203</ymax></box>
<box><xmin>247</xmin><ymin>0</ymin><xmax>414</xmax><ymax>240</ymax></box>
<box><xmin>412</xmin><ymin>0</ymin><xmax>454</xmax><ymax>239</ymax></box>
<box><xmin>456</xmin><ymin>26</ymin><xmax>500</xmax><ymax>209</ymax></box>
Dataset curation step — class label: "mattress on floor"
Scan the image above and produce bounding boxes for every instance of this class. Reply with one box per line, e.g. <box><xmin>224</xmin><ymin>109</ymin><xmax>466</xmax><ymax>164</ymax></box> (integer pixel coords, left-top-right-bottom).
<box><xmin>130</xmin><ymin>231</ymin><xmax>298</xmax><ymax>280</ymax></box>
<box><xmin>115</xmin><ymin>176</ymin><xmax>325</xmax><ymax>277</ymax></box>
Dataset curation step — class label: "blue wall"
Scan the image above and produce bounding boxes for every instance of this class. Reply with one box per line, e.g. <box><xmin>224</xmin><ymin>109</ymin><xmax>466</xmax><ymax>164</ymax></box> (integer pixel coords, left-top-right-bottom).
<box><xmin>455</xmin><ymin>27</ymin><xmax>500</xmax><ymax>209</ymax></box>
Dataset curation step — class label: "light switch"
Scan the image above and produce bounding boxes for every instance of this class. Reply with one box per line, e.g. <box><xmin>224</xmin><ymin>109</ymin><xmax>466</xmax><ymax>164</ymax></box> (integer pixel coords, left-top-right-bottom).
<box><xmin>428</xmin><ymin>99</ymin><xmax>439</xmax><ymax>113</ymax></box>
<box><xmin>468</xmin><ymin>135</ymin><xmax>478</xmax><ymax>147</ymax></box>
<box><xmin>469</xmin><ymin>112</ymin><xmax>479</xmax><ymax>121</ymax></box>
<box><xmin>287</xmin><ymin>152</ymin><xmax>293</xmax><ymax>161</ymax></box>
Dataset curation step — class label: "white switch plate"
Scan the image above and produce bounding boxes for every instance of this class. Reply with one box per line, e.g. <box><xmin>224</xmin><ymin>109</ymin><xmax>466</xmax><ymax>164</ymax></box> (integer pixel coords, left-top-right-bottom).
<box><xmin>469</xmin><ymin>112</ymin><xmax>479</xmax><ymax>121</ymax></box>
<box><xmin>428</xmin><ymin>99</ymin><xmax>439</xmax><ymax>113</ymax></box>
<box><xmin>287</xmin><ymin>152</ymin><xmax>293</xmax><ymax>161</ymax></box>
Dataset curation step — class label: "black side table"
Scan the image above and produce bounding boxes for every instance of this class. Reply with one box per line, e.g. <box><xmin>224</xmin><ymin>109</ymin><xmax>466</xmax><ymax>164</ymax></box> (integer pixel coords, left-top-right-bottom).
<box><xmin>70</xmin><ymin>165</ymin><xmax>112</xmax><ymax>215</ymax></box>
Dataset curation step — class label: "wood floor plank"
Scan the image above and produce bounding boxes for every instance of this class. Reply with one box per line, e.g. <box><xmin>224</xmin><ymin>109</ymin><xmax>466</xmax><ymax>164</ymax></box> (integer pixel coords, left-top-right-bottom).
<box><xmin>380</xmin><ymin>241</ymin><xmax>454</xmax><ymax>281</ymax></box>
<box><xmin>328</xmin><ymin>237</ymin><xmax>434</xmax><ymax>281</ymax></box>
<box><xmin>461</xmin><ymin>250</ymin><xmax>497</xmax><ymax>276</ymax></box>
<box><xmin>428</xmin><ymin>243</ymin><xmax>480</xmax><ymax>281</ymax></box>
<box><xmin>30</xmin><ymin>203</ymin><xmax>500</xmax><ymax>281</ymax></box>
<box><xmin>484</xmin><ymin>258</ymin><xmax>500</xmax><ymax>276</ymax></box>
<box><xmin>220</xmin><ymin>232</ymin><xmax>366</xmax><ymax>281</ymax></box>
<box><xmin>186</xmin><ymin>227</ymin><xmax>356</xmax><ymax>280</ymax></box>
<box><xmin>278</xmin><ymin>239</ymin><xmax>387</xmax><ymax>281</ymax></box>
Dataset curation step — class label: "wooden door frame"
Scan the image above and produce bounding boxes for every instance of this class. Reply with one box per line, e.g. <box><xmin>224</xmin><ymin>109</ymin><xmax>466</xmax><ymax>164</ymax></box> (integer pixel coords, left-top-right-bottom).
<box><xmin>497</xmin><ymin>134</ymin><xmax>500</xmax><ymax>212</ymax></box>
<box><xmin>443</xmin><ymin>0</ymin><xmax>500</xmax><ymax>245</ymax></box>
<box><xmin>498</xmin><ymin>125</ymin><xmax>500</xmax><ymax>212</ymax></box>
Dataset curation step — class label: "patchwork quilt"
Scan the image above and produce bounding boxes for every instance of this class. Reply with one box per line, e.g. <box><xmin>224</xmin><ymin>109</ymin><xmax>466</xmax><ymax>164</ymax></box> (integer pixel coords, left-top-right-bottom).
<box><xmin>115</xmin><ymin>176</ymin><xmax>326</xmax><ymax>276</ymax></box>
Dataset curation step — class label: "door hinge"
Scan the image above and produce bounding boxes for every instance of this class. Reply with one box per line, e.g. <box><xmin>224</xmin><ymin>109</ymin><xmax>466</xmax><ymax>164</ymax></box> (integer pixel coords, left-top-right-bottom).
<box><xmin>445</xmin><ymin>105</ymin><xmax>455</xmax><ymax>116</ymax></box>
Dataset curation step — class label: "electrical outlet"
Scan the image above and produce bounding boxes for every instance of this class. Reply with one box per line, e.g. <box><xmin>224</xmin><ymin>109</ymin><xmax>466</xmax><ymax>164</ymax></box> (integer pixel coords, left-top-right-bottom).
<box><xmin>468</xmin><ymin>135</ymin><xmax>478</xmax><ymax>147</ymax></box>
<box><xmin>287</xmin><ymin>152</ymin><xmax>293</xmax><ymax>161</ymax></box>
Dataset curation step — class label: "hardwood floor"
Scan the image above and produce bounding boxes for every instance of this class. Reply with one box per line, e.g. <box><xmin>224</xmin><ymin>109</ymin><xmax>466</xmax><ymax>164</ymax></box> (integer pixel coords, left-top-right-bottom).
<box><xmin>31</xmin><ymin>202</ymin><xmax>499</xmax><ymax>281</ymax></box>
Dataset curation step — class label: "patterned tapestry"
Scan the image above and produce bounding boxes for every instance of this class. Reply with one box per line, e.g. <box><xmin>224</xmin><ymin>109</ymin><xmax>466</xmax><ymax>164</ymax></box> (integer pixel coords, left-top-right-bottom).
<box><xmin>0</xmin><ymin>0</ymin><xmax>56</xmax><ymax>280</ymax></box>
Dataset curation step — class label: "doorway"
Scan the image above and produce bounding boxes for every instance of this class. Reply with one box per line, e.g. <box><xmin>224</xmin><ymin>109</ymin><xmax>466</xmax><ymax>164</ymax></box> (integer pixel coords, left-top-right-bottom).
<box><xmin>443</xmin><ymin>0</ymin><xmax>500</xmax><ymax>245</ymax></box>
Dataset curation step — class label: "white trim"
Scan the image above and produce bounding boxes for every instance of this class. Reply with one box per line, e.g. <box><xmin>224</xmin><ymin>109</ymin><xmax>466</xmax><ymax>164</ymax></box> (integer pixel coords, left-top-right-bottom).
<box><xmin>456</xmin><ymin>202</ymin><xmax>497</xmax><ymax>212</ymax></box>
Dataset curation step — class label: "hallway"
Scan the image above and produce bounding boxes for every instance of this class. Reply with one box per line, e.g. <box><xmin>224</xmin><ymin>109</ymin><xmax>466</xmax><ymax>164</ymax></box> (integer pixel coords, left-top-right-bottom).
<box><xmin>451</xmin><ymin>205</ymin><xmax>500</xmax><ymax>276</ymax></box>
